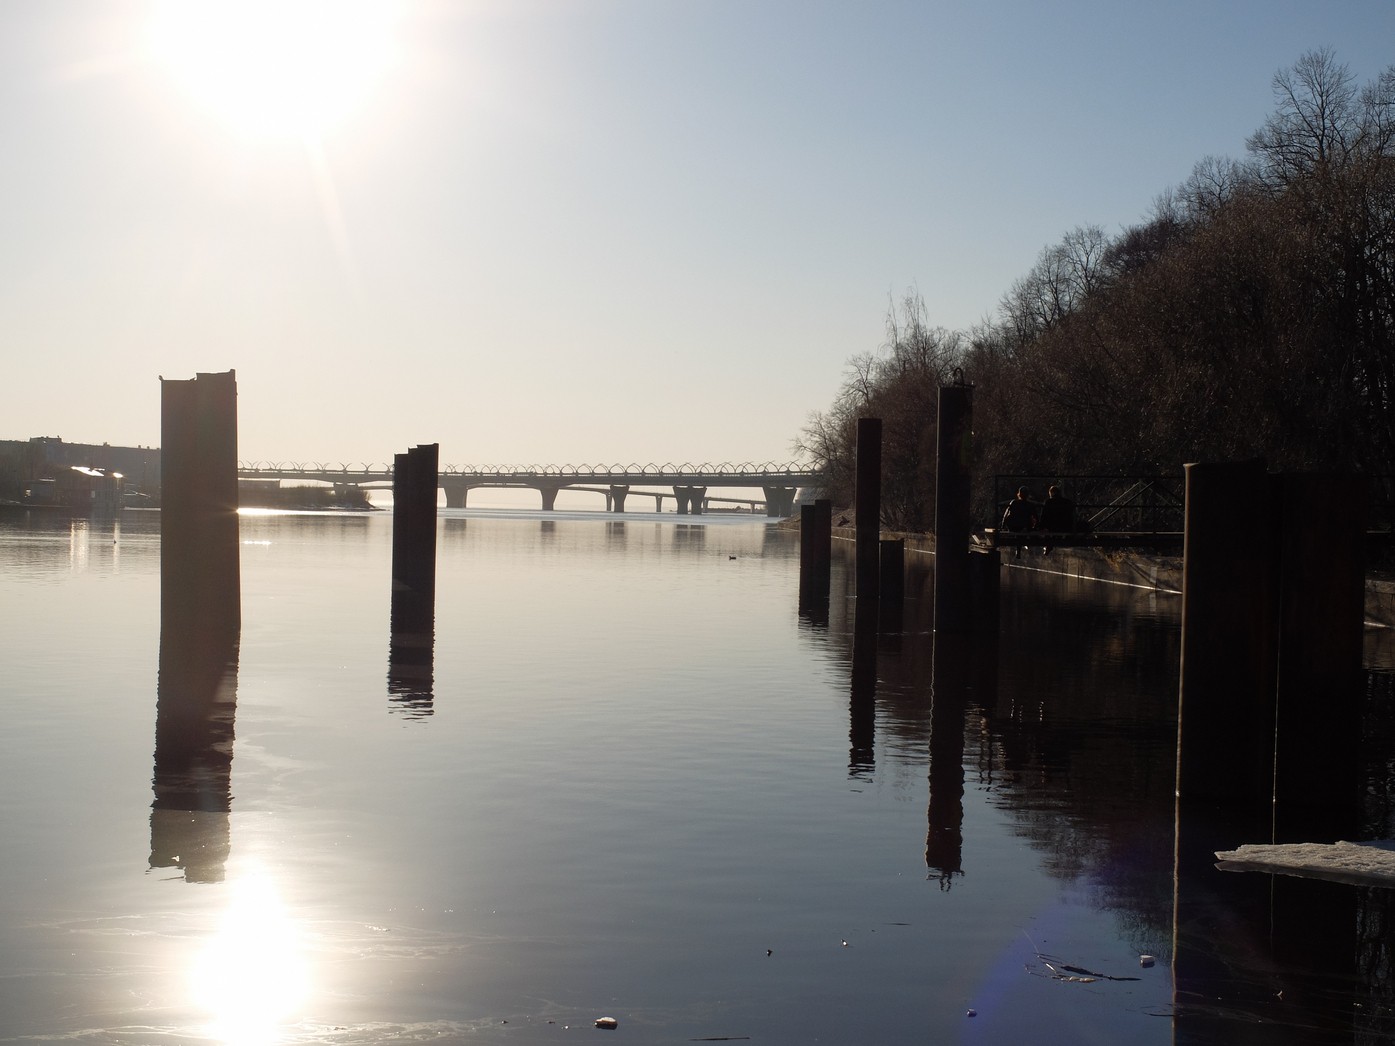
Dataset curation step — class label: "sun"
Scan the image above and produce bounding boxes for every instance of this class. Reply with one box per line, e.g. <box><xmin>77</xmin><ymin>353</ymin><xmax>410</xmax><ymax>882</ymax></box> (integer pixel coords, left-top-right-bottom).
<box><xmin>144</xmin><ymin>0</ymin><xmax>401</xmax><ymax>141</ymax></box>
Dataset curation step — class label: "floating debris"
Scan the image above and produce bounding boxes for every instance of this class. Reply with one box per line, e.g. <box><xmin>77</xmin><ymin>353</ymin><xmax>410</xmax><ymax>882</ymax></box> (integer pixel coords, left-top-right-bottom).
<box><xmin>1139</xmin><ymin>954</ymin><xmax>1156</xmax><ymax>968</ymax></box>
<box><xmin>595</xmin><ymin>1016</ymin><xmax>618</xmax><ymax>1030</ymax></box>
<box><xmin>966</xmin><ymin>1009</ymin><xmax>977</xmax><ymax>1018</ymax></box>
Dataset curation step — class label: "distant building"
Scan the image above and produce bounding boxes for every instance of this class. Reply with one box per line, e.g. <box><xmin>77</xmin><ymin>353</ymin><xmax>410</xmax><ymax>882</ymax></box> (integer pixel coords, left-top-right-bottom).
<box><xmin>0</xmin><ymin>437</ymin><xmax>162</xmax><ymax>511</ymax></box>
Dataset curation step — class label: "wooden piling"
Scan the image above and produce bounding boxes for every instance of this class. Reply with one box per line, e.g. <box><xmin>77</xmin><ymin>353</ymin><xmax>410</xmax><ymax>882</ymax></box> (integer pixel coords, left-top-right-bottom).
<box><xmin>855</xmin><ymin>417</ymin><xmax>882</xmax><ymax>602</ymax></box>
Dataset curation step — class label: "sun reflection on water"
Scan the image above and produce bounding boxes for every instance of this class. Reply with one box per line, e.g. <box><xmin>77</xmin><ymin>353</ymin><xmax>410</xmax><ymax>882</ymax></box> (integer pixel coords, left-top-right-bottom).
<box><xmin>190</xmin><ymin>869</ymin><xmax>309</xmax><ymax>1044</ymax></box>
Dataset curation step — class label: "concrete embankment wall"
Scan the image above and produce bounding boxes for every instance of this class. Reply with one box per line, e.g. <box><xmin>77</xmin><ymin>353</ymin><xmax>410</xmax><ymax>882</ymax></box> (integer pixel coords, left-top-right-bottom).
<box><xmin>828</xmin><ymin>527</ymin><xmax>1395</xmax><ymax>629</ymax></box>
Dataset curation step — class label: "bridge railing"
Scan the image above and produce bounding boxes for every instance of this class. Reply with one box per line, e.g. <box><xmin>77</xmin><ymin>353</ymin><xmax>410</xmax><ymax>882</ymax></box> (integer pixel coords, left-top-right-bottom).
<box><xmin>996</xmin><ymin>473</ymin><xmax>1395</xmax><ymax>536</ymax></box>
<box><xmin>992</xmin><ymin>475</ymin><xmax>1185</xmax><ymax>534</ymax></box>
<box><xmin>237</xmin><ymin>460</ymin><xmax>824</xmax><ymax>481</ymax></box>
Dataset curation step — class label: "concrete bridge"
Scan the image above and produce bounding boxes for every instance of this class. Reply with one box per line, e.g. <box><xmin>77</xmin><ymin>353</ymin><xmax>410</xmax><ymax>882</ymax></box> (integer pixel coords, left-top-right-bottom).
<box><xmin>236</xmin><ymin>461</ymin><xmax>826</xmax><ymax>516</ymax></box>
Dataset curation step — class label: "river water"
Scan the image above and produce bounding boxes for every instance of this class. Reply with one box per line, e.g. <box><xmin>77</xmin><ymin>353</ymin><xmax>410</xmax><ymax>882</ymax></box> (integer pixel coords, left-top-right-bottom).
<box><xmin>0</xmin><ymin>508</ymin><xmax>1392</xmax><ymax>1045</ymax></box>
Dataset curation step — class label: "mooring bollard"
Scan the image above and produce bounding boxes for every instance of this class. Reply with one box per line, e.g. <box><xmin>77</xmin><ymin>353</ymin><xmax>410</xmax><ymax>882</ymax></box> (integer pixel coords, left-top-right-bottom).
<box><xmin>855</xmin><ymin>417</ymin><xmax>882</xmax><ymax>602</ymax></box>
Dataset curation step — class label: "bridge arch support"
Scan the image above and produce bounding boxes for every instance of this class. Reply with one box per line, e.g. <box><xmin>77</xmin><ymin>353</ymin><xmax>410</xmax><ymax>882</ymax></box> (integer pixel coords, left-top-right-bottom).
<box><xmin>762</xmin><ymin>485</ymin><xmax>798</xmax><ymax>518</ymax></box>
<box><xmin>442</xmin><ymin>479</ymin><xmax>470</xmax><ymax>509</ymax></box>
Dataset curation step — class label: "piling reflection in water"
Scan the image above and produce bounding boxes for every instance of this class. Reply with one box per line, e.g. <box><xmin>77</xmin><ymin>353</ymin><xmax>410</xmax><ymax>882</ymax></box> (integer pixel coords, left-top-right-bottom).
<box><xmin>849</xmin><ymin>600</ymin><xmax>877</xmax><ymax>779</ymax></box>
<box><xmin>925</xmin><ymin>635</ymin><xmax>984</xmax><ymax>889</ymax></box>
<box><xmin>151</xmin><ymin>551</ymin><xmax>241</xmax><ymax>884</ymax></box>
<box><xmin>388</xmin><ymin>587</ymin><xmax>436</xmax><ymax>718</ymax></box>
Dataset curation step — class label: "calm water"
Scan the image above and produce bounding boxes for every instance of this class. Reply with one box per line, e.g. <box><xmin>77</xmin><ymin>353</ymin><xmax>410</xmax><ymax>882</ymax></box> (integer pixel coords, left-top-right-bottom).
<box><xmin>0</xmin><ymin>508</ymin><xmax>1392</xmax><ymax>1045</ymax></box>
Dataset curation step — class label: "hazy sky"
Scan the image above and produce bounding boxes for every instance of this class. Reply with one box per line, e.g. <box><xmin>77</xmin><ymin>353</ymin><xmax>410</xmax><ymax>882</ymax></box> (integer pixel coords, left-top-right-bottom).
<box><xmin>3</xmin><ymin>1</ymin><xmax>1392</xmax><ymax>468</ymax></box>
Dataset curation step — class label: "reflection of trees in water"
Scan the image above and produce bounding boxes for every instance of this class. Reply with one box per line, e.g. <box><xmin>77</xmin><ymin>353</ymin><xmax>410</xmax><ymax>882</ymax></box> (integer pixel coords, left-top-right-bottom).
<box><xmin>822</xmin><ymin>557</ymin><xmax>1182</xmax><ymax>950</ymax></box>
<box><xmin>820</xmin><ymin>549</ymin><xmax>1395</xmax><ymax>1020</ymax></box>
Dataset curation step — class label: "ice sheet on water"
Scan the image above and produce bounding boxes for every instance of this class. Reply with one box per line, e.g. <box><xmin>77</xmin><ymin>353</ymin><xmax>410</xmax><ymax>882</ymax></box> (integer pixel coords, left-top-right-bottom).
<box><xmin>1215</xmin><ymin>839</ymin><xmax>1395</xmax><ymax>886</ymax></box>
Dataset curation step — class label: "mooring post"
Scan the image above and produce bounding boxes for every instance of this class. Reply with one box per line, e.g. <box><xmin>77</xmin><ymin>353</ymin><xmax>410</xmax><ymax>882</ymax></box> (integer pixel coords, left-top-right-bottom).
<box><xmin>1272</xmin><ymin>472</ymin><xmax>1365</xmax><ymax>840</ymax></box>
<box><xmin>855</xmin><ymin>417</ymin><xmax>882</xmax><ymax>602</ymax></box>
<box><xmin>932</xmin><ymin>383</ymin><xmax>974</xmax><ymax>633</ymax></box>
<box><xmin>1176</xmin><ymin>459</ymin><xmax>1280</xmax><ymax>806</ymax></box>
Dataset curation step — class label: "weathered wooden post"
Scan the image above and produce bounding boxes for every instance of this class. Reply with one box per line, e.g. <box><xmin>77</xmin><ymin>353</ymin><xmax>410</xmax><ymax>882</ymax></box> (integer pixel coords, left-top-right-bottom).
<box><xmin>855</xmin><ymin>417</ymin><xmax>882</xmax><ymax>602</ymax></box>
<box><xmin>1272</xmin><ymin>472</ymin><xmax>1365</xmax><ymax>840</ymax></box>
<box><xmin>1175</xmin><ymin>459</ymin><xmax>1280</xmax><ymax>806</ymax></box>
<box><xmin>933</xmin><ymin>383</ymin><xmax>974</xmax><ymax>633</ymax></box>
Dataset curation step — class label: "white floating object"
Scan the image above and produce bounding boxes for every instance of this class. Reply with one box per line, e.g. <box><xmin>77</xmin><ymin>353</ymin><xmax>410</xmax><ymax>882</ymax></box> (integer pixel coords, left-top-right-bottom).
<box><xmin>595</xmin><ymin>1016</ymin><xmax>618</xmax><ymax>1030</ymax></box>
<box><xmin>1139</xmin><ymin>954</ymin><xmax>1156</xmax><ymax>968</ymax></box>
<box><xmin>966</xmin><ymin>1009</ymin><xmax>977</xmax><ymax>1018</ymax></box>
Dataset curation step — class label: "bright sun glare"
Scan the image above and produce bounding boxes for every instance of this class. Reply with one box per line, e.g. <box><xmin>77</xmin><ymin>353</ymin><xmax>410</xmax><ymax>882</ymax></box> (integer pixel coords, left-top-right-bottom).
<box><xmin>190</xmin><ymin>870</ymin><xmax>310</xmax><ymax>1044</ymax></box>
<box><xmin>145</xmin><ymin>0</ymin><xmax>400</xmax><ymax>141</ymax></box>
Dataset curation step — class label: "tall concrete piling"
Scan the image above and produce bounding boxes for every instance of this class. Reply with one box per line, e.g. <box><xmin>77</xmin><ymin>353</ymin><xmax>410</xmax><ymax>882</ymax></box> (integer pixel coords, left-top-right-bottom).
<box><xmin>160</xmin><ymin>369</ymin><xmax>241</xmax><ymax>631</ymax></box>
<box><xmin>932</xmin><ymin>383</ymin><xmax>973</xmax><ymax>633</ymax></box>
<box><xmin>1176</xmin><ymin>460</ymin><xmax>1282</xmax><ymax>807</ymax></box>
<box><xmin>798</xmin><ymin>498</ymin><xmax>833</xmax><ymax>626</ymax></box>
<box><xmin>390</xmin><ymin>444</ymin><xmax>439</xmax><ymax>717</ymax></box>
<box><xmin>154</xmin><ymin>369</ymin><xmax>241</xmax><ymax>883</ymax></box>
<box><xmin>1176</xmin><ymin>461</ymin><xmax>1365</xmax><ymax>827</ymax></box>
<box><xmin>1272</xmin><ymin>472</ymin><xmax>1366</xmax><ymax>839</ymax></box>
<box><xmin>1172</xmin><ymin>462</ymin><xmax>1366</xmax><ymax>1033</ymax></box>
<box><xmin>391</xmin><ymin>443</ymin><xmax>439</xmax><ymax>599</ymax></box>
<box><xmin>855</xmin><ymin>417</ymin><xmax>882</xmax><ymax>602</ymax></box>
<box><xmin>878</xmin><ymin>537</ymin><xmax>904</xmax><ymax>633</ymax></box>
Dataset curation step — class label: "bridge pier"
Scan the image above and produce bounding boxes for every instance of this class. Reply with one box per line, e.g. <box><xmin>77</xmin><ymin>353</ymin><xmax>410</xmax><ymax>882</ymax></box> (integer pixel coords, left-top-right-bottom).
<box><xmin>762</xmin><ymin>485</ymin><xmax>797</xmax><ymax>518</ymax></box>
<box><xmin>539</xmin><ymin>484</ymin><xmax>560</xmax><ymax>512</ymax></box>
<box><xmin>442</xmin><ymin>480</ymin><xmax>469</xmax><ymax>509</ymax></box>
<box><xmin>609</xmin><ymin>485</ymin><xmax>629</xmax><ymax>513</ymax></box>
<box><xmin>674</xmin><ymin>485</ymin><xmax>707</xmax><ymax>514</ymax></box>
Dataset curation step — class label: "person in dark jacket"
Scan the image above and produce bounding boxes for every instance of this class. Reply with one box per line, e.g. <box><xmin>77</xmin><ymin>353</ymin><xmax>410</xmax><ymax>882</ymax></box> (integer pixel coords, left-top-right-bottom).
<box><xmin>1036</xmin><ymin>484</ymin><xmax>1075</xmax><ymax>554</ymax></box>
<box><xmin>1001</xmin><ymin>487</ymin><xmax>1037</xmax><ymax>558</ymax></box>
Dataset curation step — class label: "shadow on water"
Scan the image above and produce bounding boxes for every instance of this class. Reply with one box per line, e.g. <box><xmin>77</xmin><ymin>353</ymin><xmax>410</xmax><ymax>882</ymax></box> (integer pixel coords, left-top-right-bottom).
<box><xmin>812</xmin><ymin>543</ymin><xmax>1395</xmax><ymax>1042</ymax></box>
